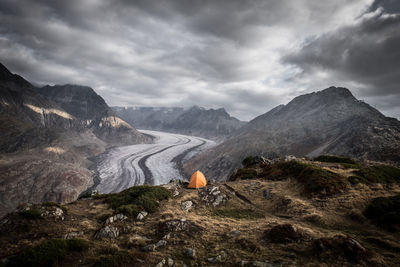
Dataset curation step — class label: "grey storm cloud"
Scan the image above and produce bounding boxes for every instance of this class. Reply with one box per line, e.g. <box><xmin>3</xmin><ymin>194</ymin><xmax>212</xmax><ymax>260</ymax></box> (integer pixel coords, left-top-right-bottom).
<box><xmin>284</xmin><ymin>0</ymin><xmax>400</xmax><ymax>118</ymax></box>
<box><xmin>1</xmin><ymin>0</ymin><xmax>398</xmax><ymax>120</ymax></box>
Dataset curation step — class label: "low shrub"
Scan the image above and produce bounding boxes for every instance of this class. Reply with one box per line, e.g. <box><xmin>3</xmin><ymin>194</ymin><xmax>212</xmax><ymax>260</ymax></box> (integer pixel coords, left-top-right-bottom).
<box><xmin>7</xmin><ymin>238</ymin><xmax>89</xmax><ymax>267</ymax></box>
<box><xmin>353</xmin><ymin>165</ymin><xmax>400</xmax><ymax>184</ymax></box>
<box><xmin>18</xmin><ymin>209</ymin><xmax>41</xmax><ymax>220</ymax></box>
<box><xmin>264</xmin><ymin>160</ymin><xmax>348</xmax><ymax>196</ymax></box>
<box><xmin>66</xmin><ymin>238</ymin><xmax>89</xmax><ymax>252</ymax></box>
<box><xmin>231</xmin><ymin>168</ymin><xmax>258</xmax><ymax>180</ymax></box>
<box><xmin>363</xmin><ymin>194</ymin><xmax>400</xmax><ymax>231</ymax></box>
<box><xmin>212</xmin><ymin>208</ymin><xmax>264</xmax><ymax>219</ymax></box>
<box><xmin>96</xmin><ymin>185</ymin><xmax>171</xmax><ymax>216</ymax></box>
<box><xmin>264</xmin><ymin>224</ymin><xmax>306</xmax><ymax>243</ymax></box>
<box><xmin>314</xmin><ymin>155</ymin><xmax>356</xmax><ymax>164</ymax></box>
<box><xmin>242</xmin><ymin>156</ymin><xmax>257</xmax><ymax>168</ymax></box>
<box><xmin>116</xmin><ymin>204</ymin><xmax>140</xmax><ymax>216</ymax></box>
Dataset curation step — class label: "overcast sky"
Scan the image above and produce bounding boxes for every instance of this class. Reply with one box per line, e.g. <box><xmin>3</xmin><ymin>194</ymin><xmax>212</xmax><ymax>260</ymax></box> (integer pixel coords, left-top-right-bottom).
<box><xmin>0</xmin><ymin>0</ymin><xmax>399</xmax><ymax>120</ymax></box>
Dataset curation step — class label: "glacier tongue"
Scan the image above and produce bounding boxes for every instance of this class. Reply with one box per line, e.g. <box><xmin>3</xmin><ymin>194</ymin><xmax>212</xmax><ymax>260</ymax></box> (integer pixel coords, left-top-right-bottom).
<box><xmin>94</xmin><ymin>130</ymin><xmax>215</xmax><ymax>193</ymax></box>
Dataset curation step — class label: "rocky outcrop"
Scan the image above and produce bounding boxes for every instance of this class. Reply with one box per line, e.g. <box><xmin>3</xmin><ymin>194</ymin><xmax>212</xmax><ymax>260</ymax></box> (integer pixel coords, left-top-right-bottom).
<box><xmin>185</xmin><ymin>87</ymin><xmax>400</xmax><ymax>180</ymax></box>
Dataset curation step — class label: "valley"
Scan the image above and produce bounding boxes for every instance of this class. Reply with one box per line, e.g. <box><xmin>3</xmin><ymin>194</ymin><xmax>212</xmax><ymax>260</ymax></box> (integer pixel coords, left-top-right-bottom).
<box><xmin>93</xmin><ymin>130</ymin><xmax>216</xmax><ymax>193</ymax></box>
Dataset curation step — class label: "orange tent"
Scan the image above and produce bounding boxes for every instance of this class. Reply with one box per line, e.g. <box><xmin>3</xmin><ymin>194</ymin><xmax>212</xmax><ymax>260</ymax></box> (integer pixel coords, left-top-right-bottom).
<box><xmin>188</xmin><ymin>170</ymin><xmax>207</xmax><ymax>188</ymax></box>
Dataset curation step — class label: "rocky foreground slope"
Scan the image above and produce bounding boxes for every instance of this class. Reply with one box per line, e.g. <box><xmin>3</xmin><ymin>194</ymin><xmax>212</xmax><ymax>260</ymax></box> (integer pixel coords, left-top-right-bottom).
<box><xmin>185</xmin><ymin>87</ymin><xmax>400</xmax><ymax>180</ymax></box>
<box><xmin>0</xmin><ymin>63</ymin><xmax>151</xmax><ymax>217</ymax></box>
<box><xmin>114</xmin><ymin>106</ymin><xmax>246</xmax><ymax>140</ymax></box>
<box><xmin>1</xmin><ymin>156</ymin><xmax>400</xmax><ymax>266</ymax></box>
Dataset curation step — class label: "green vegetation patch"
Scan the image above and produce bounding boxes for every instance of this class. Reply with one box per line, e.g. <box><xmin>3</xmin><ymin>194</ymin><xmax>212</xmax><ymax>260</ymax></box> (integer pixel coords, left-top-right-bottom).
<box><xmin>230</xmin><ymin>168</ymin><xmax>258</xmax><ymax>180</ymax></box>
<box><xmin>95</xmin><ymin>185</ymin><xmax>171</xmax><ymax>216</ymax></box>
<box><xmin>42</xmin><ymin>202</ymin><xmax>67</xmax><ymax>212</ymax></box>
<box><xmin>242</xmin><ymin>156</ymin><xmax>258</xmax><ymax>168</ymax></box>
<box><xmin>314</xmin><ymin>155</ymin><xmax>356</xmax><ymax>164</ymax></box>
<box><xmin>340</xmin><ymin>163</ymin><xmax>361</xmax><ymax>169</ymax></box>
<box><xmin>212</xmin><ymin>208</ymin><xmax>264</xmax><ymax>219</ymax></box>
<box><xmin>364</xmin><ymin>194</ymin><xmax>400</xmax><ymax>231</ymax></box>
<box><xmin>18</xmin><ymin>209</ymin><xmax>41</xmax><ymax>220</ymax></box>
<box><xmin>7</xmin><ymin>238</ymin><xmax>89</xmax><ymax>267</ymax></box>
<box><xmin>264</xmin><ymin>160</ymin><xmax>348</xmax><ymax>196</ymax></box>
<box><xmin>353</xmin><ymin>165</ymin><xmax>400</xmax><ymax>184</ymax></box>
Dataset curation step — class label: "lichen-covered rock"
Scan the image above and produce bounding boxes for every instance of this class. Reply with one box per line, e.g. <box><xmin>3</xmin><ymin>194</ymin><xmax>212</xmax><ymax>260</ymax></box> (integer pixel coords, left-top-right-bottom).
<box><xmin>199</xmin><ymin>186</ymin><xmax>228</xmax><ymax>207</ymax></box>
<box><xmin>105</xmin><ymin>213</ymin><xmax>127</xmax><ymax>224</ymax></box>
<box><xmin>142</xmin><ymin>239</ymin><xmax>167</xmax><ymax>252</ymax></box>
<box><xmin>63</xmin><ymin>231</ymin><xmax>84</xmax><ymax>239</ymax></box>
<box><xmin>185</xmin><ymin>248</ymin><xmax>195</xmax><ymax>259</ymax></box>
<box><xmin>158</xmin><ymin>219</ymin><xmax>202</xmax><ymax>237</ymax></box>
<box><xmin>137</xmin><ymin>211</ymin><xmax>148</xmax><ymax>220</ymax></box>
<box><xmin>94</xmin><ymin>225</ymin><xmax>119</xmax><ymax>239</ymax></box>
<box><xmin>181</xmin><ymin>201</ymin><xmax>193</xmax><ymax>211</ymax></box>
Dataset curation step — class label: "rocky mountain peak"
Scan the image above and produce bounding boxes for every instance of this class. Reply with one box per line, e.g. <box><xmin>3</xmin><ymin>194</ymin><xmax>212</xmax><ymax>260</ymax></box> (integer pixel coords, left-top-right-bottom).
<box><xmin>0</xmin><ymin>63</ymin><xmax>33</xmax><ymax>89</ymax></box>
<box><xmin>37</xmin><ymin>84</ymin><xmax>109</xmax><ymax>120</ymax></box>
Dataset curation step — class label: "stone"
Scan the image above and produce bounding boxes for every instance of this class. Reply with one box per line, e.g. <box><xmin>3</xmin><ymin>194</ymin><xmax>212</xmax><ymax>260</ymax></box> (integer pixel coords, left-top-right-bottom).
<box><xmin>63</xmin><ymin>231</ymin><xmax>84</xmax><ymax>239</ymax></box>
<box><xmin>158</xmin><ymin>219</ymin><xmax>202</xmax><ymax>235</ymax></box>
<box><xmin>230</xmin><ymin>230</ymin><xmax>241</xmax><ymax>237</ymax></box>
<box><xmin>162</xmin><ymin>233</ymin><xmax>171</xmax><ymax>240</ymax></box>
<box><xmin>156</xmin><ymin>259</ymin><xmax>166</xmax><ymax>267</ymax></box>
<box><xmin>185</xmin><ymin>248</ymin><xmax>196</xmax><ymax>259</ymax></box>
<box><xmin>105</xmin><ymin>214</ymin><xmax>127</xmax><ymax>224</ymax></box>
<box><xmin>199</xmin><ymin>186</ymin><xmax>228</xmax><ymax>207</ymax></box>
<box><xmin>181</xmin><ymin>201</ymin><xmax>193</xmax><ymax>211</ymax></box>
<box><xmin>173</xmin><ymin>190</ymin><xmax>180</xmax><ymax>197</ymax></box>
<box><xmin>137</xmin><ymin>211</ymin><xmax>148</xmax><ymax>220</ymax></box>
<box><xmin>207</xmin><ymin>251</ymin><xmax>227</xmax><ymax>263</ymax></box>
<box><xmin>94</xmin><ymin>225</ymin><xmax>119</xmax><ymax>239</ymax></box>
<box><xmin>142</xmin><ymin>239</ymin><xmax>167</xmax><ymax>252</ymax></box>
<box><xmin>239</xmin><ymin>260</ymin><xmax>249</xmax><ymax>266</ymax></box>
<box><xmin>263</xmin><ymin>189</ymin><xmax>271</xmax><ymax>199</ymax></box>
<box><xmin>167</xmin><ymin>258</ymin><xmax>174</xmax><ymax>266</ymax></box>
<box><xmin>212</xmin><ymin>190</ymin><xmax>221</xmax><ymax>196</ymax></box>
<box><xmin>213</xmin><ymin>195</ymin><xmax>225</xmax><ymax>207</ymax></box>
<box><xmin>210</xmin><ymin>186</ymin><xmax>219</xmax><ymax>194</ymax></box>
<box><xmin>142</xmin><ymin>244</ymin><xmax>157</xmax><ymax>252</ymax></box>
<box><xmin>156</xmin><ymin>240</ymin><xmax>167</xmax><ymax>248</ymax></box>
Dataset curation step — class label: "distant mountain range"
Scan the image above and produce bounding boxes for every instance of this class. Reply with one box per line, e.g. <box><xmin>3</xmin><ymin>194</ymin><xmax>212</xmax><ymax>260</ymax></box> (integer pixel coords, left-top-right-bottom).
<box><xmin>113</xmin><ymin>105</ymin><xmax>246</xmax><ymax>140</ymax></box>
<box><xmin>184</xmin><ymin>87</ymin><xmax>400</xmax><ymax>180</ymax></box>
<box><xmin>0</xmin><ymin>63</ymin><xmax>150</xmax><ymax>216</ymax></box>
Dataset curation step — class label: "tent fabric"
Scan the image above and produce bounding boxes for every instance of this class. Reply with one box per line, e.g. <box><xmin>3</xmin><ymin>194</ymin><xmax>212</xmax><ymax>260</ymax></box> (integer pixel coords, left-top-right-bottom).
<box><xmin>188</xmin><ymin>170</ymin><xmax>207</xmax><ymax>188</ymax></box>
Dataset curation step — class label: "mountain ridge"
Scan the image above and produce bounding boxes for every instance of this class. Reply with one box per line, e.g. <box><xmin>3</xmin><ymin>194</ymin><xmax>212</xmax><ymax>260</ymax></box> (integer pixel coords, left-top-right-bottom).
<box><xmin>0</xmin><ymin>63</ymin><xmax>150</xmax><ymax>217</ymax></box>
<box><xmin>113</xmin><ymin>105</ymin><xmax>246</xmax><ymax>140</ymax></box>
<box><xmin>184</xmin><ymin>86</ymin><xmax>400</xmax><ymax>180</ymax></box>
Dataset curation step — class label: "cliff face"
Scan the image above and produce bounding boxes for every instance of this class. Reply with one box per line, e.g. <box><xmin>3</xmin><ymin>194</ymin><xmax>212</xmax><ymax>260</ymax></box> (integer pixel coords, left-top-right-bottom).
<box><xmin>37</xmin><ymin>85</ymin><xmax>151</xmax><ymax>146</ymax></box>
<box><xmin>184</xmin><ymin>87</ymin><xmax>400</xmax><ymax>180</ymax></box>
<box><xmin>0</xmin><ymin>64</ymin><xmax>81</xmax><ymax>152</ymax></box>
